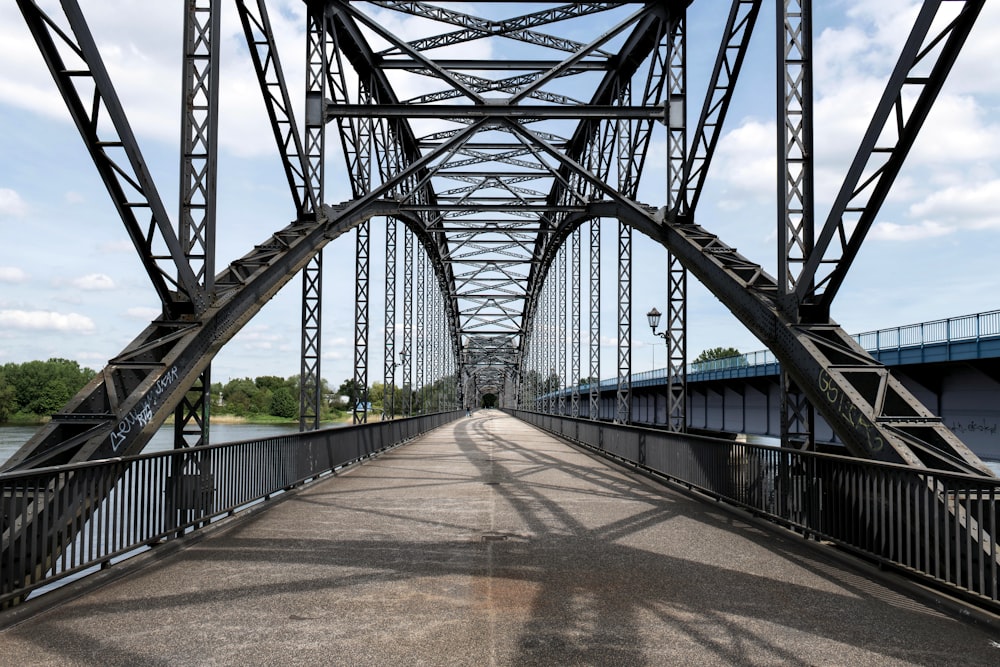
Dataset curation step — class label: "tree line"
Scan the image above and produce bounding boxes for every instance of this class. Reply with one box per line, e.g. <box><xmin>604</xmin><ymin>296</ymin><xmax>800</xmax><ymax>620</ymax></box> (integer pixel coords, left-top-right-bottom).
<box><xmin>0</xmin><ymin>358</ymin><xmax>96</xmax><ymax>423</ymax></box>
<box><xmin>1</xmin><ymin>349</ymin><xmax>740</xmax><ymax>423</ymax></box>
<box><xmin>0</xmin><ymin>358</ymin><xmax>459</xmax><ymax>424</ymax></box>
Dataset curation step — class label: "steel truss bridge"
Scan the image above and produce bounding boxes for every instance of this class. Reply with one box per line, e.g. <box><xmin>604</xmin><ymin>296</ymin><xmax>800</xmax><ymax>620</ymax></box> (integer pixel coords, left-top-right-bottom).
<box><xmin>2</xmin><ymin>0</ymin><xmax>997</xmax><ymax>609</ymax></box>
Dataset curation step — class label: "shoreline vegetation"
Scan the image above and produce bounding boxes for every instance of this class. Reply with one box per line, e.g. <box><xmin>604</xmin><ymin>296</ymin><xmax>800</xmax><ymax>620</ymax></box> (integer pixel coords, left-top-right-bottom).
<box><xmin>1</xmin><ymin>359</ymin><xmax>405</xmax><ymax>428</ymax></box>
<box><xmin>4</xmin><ymin>411</ymin><xmax>372</xmax><ymax>427</ymax></box>
<box><xmin>3</xmin><ymin>359</ymin><xmax>456</xmax><ymax>428</ymax></box>
<box><xmin>3</xmin><ymin>408</ymin><xmax>407</xmax><ymax>428</ymax></box>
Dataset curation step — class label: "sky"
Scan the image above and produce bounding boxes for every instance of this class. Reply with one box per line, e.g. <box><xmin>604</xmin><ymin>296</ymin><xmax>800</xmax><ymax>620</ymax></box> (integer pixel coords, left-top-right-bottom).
<box><xmin>1</xmin><ymin>0</ymin><xmax>999</xmax><ymax>388</ymax></box>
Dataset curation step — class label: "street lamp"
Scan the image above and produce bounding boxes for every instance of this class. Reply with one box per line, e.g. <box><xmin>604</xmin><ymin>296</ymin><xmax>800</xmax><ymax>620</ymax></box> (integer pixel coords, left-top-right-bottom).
<box><xmin>647</xmin><ymin>307</ymin><xmax>667</xmax><ymax>370</ymax></box>
<box><xmin>646</xmin><ymin>307</ymin><xmax>665</xmax><ymax>337</ymax></box>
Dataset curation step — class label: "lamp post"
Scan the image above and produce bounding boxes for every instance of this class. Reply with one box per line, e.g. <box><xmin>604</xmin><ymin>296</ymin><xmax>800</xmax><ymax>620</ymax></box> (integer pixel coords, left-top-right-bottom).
<box><xmin>647</xmin><ymin>307</ymin><xmax>668</xmax><ymax>371</ymax></box>
<box><xmin>646</xmin><ymin>307</ymin><xmax>670</xmax><ymax>425</ymax></box>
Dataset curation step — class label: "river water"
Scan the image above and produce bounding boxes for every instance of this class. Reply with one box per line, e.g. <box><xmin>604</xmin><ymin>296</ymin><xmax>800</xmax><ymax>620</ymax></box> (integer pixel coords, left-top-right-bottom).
<box><xmin>0</xmin><ymin>422</ymin><xmax>316</xmax><ymax>468</ymax></box>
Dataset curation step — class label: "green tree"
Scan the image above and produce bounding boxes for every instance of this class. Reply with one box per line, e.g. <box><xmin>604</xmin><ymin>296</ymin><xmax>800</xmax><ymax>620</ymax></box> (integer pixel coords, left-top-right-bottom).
<box><xmin>221</xmin><ymin>378</ymin><xmax>259</xmax><ymax>416</ymax></box>
<box><xmin>31</xmin><ymin>378</ymin><xmax>71</xmax><ymax>415</ymax></box>
<box><xmin>0</xmin><ymin>382</ymin><xmax>16</xmax><ymax>422</ymax></box>
<box><xmin>337</xmin><ymin>378</ymin><xmax>367</xmax><ymax>402</ymax></box>
<box><xmin>269</xmin><ymin>386</ymin><xmax>298</xmax><ymax>419</ymax></box>
<box><xmin>255</xmin><ymin>375</ymin><xmax>287</xmax><ymax>392</ymax></box>
<box><xmin>3</xmin><ymin>358</ymin><xmax>95</xmax><ymax>417</ymax></box>
<box><xmin>693</xmin><ymin>347</ymin><xmax>741</xmax><ymax>363</ymax></box>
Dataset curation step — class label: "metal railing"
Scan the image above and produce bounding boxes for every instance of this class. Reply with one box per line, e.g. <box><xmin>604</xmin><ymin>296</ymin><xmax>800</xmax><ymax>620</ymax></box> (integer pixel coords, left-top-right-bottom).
<box><xmin>0</xmin><ymin>411</ymin><xmax>461</xmax><ymax>606</ymax></box>
<box><xmin>854</xmin><ymin>309</ymin><xmax>1000</xmax><ymax>352</ymax></box>
<box><xmin>511</xmin><ymin>410</ymin><xmax>1000</xmax><ymax>613</ymax></box>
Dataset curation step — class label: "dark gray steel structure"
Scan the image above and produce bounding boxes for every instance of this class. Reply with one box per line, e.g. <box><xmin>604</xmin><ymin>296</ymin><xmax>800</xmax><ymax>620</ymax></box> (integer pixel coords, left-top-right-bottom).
<box><xmin>2</xmin><ymin>0</ymin><xmax>995</xmax><ymax>606</ymax></box>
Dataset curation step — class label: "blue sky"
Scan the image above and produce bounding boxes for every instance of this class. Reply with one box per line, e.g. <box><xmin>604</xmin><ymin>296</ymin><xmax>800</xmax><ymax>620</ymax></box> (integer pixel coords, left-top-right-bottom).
<box><xmin>1</xmin><ymin>1</ymin><xmax>999</xmax><ymax>386</ymax></box>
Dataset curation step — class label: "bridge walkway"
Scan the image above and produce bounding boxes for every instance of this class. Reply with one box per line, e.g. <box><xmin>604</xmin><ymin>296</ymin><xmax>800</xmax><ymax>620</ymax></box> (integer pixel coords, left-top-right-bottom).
<box><xmin>1</xmin><ymin>412</ymin><xmax>998</xmax><ymax>665</ymax></box>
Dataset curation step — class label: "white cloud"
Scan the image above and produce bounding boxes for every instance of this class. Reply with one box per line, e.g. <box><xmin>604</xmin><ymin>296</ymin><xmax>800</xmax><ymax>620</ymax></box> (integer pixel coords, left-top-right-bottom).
<box><xmin>126</xmin><ymin>307</ymin><xmax>161</xmax><ymax>321</ymax></box>
<box><xmin>0</xmin><ymin>309</ymin><xmax>96</xmax><ymax>333</ymax></box>
<box><xmin>908</xmin><ymin>180</ymin><xmax>1000</xmax><ymax>231</ymax></box>
<box><xmin>73</xmin><ymin>273</ymin><xmax>116</xmax><ymax>290</ymax></box>
<box><xmin>713</xmin><ymin>119</ymin><xmax>776</xmax><ymax>209</ymax></box>
<box><xmin>0</xmin><ymin>1</ymin><xmax>309</xmax><ymax>159</ymax></box>
<box><xmin>869</xmin><ymin>220</ymin><xmax>952</xmax><ymax>242</ymax></box>
<box><xmin>0</xmin><ymin>188</ymin><xmax>27</xmax><ymax>217</ymax></box>
<box><xmin>0</xmin><ymin>266</ymin><xmax>28</xmax><ymax>283</ymax></box>
<box><xmin>98</xmin><ymin>239</ymin><xmax>135</xmax><ymax>254</ymax></box>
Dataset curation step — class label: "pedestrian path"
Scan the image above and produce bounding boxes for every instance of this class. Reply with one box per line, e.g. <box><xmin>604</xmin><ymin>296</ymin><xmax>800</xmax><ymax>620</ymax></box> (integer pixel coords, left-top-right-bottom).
<box><xmin>1</xmin><ymin>411</ymin><xmax>998</xmax><ymax>665</ymax></box>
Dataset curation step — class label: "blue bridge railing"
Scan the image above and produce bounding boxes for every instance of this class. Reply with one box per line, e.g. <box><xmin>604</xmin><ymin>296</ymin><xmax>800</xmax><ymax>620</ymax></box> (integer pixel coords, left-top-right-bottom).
<box><xmin>562</xmin><ymin>310</ymin><xmax>1000</xmax><ymax>396</ymax></box>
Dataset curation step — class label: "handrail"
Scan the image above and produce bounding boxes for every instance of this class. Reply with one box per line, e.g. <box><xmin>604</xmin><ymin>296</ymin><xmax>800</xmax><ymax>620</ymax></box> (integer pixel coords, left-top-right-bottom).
<box><xmin>510</xmin><ymin>409</ymin><xmax>1000</xmax><ymax>614</ymax></box>
<box><xmin>1</xmin><ymin>411</ymin><xmax>462</xmax><ymax>607</ymax></box>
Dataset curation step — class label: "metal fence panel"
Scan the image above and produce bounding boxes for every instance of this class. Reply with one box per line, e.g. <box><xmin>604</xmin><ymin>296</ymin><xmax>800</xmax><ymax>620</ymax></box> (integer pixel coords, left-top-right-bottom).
<box><xmin>1</xmin><ymin>411</ymin><xmax>461</xmax><ymax>607</ymax></box>
<box><xmin>509</xmin><ymin>409</ymin><xmax>1000</xmax><ymax>613</ymax></box>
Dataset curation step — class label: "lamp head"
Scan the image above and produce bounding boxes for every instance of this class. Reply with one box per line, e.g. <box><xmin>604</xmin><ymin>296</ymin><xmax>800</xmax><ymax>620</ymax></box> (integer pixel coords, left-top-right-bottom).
<box><xmin>646</xmin><ymin>307</ymin><xmax>662</xmax><ymax>331</ymax></box>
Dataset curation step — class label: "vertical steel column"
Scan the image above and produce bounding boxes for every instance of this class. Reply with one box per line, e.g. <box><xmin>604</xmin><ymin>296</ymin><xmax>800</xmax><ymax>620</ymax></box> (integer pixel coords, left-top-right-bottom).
<box><xmin>299</xmin><ymin>257</ymin><xmax>322</xmax><ymax>427</ymax></box>
<box><xmin>549</xmin><ymin>275</ymin><xmax>558</xmax><ymax>414</ymax></box>
<box><xmin>522</xmin><ymin>335</ymin><xmax>529</xmax><ymax>410</ymax></box>
<box><xmin>778</xmin><ymin>0</ymin><xmax>815</xmax><ymax>300</ymax></box>
<box><xmin>613</xmin><ymin>72</ymin><xmax>636</xmax><ymax>426</ymax></box>
<box><xmin>415</xmin><ymin>248</ymin><xmax>426</xmax><ymax>414</ymax></box>
<box><xmin>615</xmin><ymin>83</ymin><xmax>633</xmax><ymax>425</ymax></box>
<box><xmin>666</xmin><ymin>12</ymin><xmax>688</xmax><ymax>433</ymax></box>
<box><xmin>432</xmin><ymin>274</ymin><xmax>441</xmax><ymax>411</ymax></box>
<box><xmin>541</xmin><ymin>282</ymin><xmax>551</xmax><ymax>414</ymax></box>
<box><xmin>616</xmin><ymin>219</ymin><xmax>632</xmax><ymax>425</ymax></box>
<box><xmin>352</xmin><ymin>220</ymin><xmax>370</xmax><ymax>424</ymax></box>
<box><xmin>383</xmin><ymin>218</ymin><xmax>397</xmax><ymax>419</ymax></box>
<box><xmin>540</xmin><ymin>271</ymin><xmax>556</xmax><ymax>414</ymax></box>
<box><xmin>178</xmin><ymin>0</ymin><xmax>218</xmax><ymax>292</ymax></box>
<box><xmin>174</xmin><ymin>0</ymin><xmax>220</xmax><ymax>449</ymax></box>
<box><xmin>402</xmin><ymin>228</ymin><xmax>414</xmax><ymax>416</ymax></box>
<box><xmin>589</xmin><ymin>217</ymin><xmax>601</xmax><ymax>420</ymax></box>
<box><xmin>299</xmin><ymin>5</ymin><xmax>326</xmax><ymax>431</ymax></box>
<box><xmin>557</xmin><ymin>244</ymin><xmax>567</xmax><ymax>416</ymax></box>
<box><xmin>570</xmin><ymin>227</ymin><xmax>581</xmax><ymax>417</ymax></box>
<box><xmin>350</xmin><ymin>71</ymin><xmax>373</xmax><ymax>425</ymax></box>
<box><xmin>778</xmin><ymin>0</ymin><xmax>815</xmax><ymax>448</ymax></box>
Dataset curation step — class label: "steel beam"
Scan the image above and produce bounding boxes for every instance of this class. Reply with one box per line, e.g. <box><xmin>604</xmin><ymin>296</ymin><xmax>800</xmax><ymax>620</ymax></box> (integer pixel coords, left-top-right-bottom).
<box><xmin>666</xmin><ymin>11</ymin><xmax>688</xmax><ymax>433</ymax></box>
<box><xmin>795</xmin><ymin>0</ymin><xmax>986</xmax><ymax>317</ymax></box>
<box><xmin>175</xmin><ymin>0</ymin><xmax>221</xmax><ymax>449</ymax></box>
<box><xmin>15</xmin><ymin>0</ymin><xmax>204</xmax><ymax>314</ymax></box>
<box><xmin>589</xmin><ymin>217</ymin><xmax>601</xmax><ymax>420</ymax></box>
<box><xmin>300</xmin><ymin>5</ymin><xmax>327</xmax><ymax>431</ymax></box>
<box><xmin>384</xmin><ymin>218</ymin><xmax>398</xmax><ymax>419</ymax></box>
<box><xmin>776</xmin><ymin>0</ymin><xmax>816</xmax><ymax>447</ymax></box>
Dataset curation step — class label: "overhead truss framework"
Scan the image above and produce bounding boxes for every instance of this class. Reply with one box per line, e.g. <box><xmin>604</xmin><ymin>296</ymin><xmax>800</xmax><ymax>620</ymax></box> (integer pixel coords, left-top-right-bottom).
<box><xmin>3</xmin><ymin>0</ymin><xmax>993</xmax><ymax>480</ymax></box>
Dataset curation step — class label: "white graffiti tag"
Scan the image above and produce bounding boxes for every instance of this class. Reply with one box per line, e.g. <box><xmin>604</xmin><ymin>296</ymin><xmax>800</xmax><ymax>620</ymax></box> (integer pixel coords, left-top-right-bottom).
<box><xmin>109</xmin><ymin>366</ymin><xmax>180</xmax><ymax>452</ymax></box>
<box><xmin>154</xmin><ymin>366</ymin><xmax>180</xmax><ymax>396</ymax></box>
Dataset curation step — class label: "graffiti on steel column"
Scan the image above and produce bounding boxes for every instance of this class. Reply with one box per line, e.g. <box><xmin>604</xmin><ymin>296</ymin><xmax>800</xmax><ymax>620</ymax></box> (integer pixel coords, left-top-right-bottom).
<box><xmin>817</xmin><ymin>369</ymin><xmax>885</xmax><ymax>454</ymax></box>
<box><xmin>110</xmin><ymin>366</ymin><xmax>180</xmax><ymax>452</ymax></box>
<box><xmin>949</xmin><ymin>419</ymin><xmax>999</xmax><ymax>437</ymax></box>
